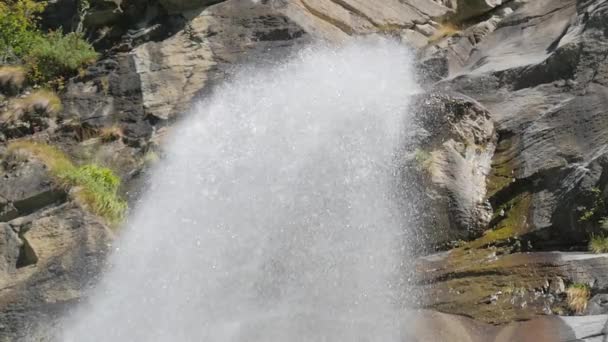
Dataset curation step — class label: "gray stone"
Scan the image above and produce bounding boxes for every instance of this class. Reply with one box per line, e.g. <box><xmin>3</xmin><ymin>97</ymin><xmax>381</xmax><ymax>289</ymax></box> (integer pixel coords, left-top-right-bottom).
<box><xmin>585</xmin><ymin>294</ymin><xmax>608</xmax><ymax>315</ymax></box>
<box><xmin>0</xmin><ymin>157</ymin><xmax>66</xmax><ymax>219</ymax></box>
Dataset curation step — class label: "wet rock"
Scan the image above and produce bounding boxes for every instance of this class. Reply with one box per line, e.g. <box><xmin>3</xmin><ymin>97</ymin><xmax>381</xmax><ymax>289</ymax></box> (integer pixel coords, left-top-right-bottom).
<box><xmin>426</xmin><ymin>0</ymin><xmax>608</xmax><ymax>250</ymax></box>
<box><xmin>414</xmin><ymin>250</ymin><xmax>608</xmax><ymax>323</ymax></box>
<box><xmin>408</xmin><ymin>92</ymin><xmax>496</xmax><ymax>247</ymax></box>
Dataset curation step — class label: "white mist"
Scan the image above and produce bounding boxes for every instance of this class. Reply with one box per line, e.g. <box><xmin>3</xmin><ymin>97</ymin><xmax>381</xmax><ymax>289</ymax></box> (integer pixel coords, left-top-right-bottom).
<box><xmin>61</xmin><ymin>38</ymin><xmax>418</xmax><ymax>342</ymax></box>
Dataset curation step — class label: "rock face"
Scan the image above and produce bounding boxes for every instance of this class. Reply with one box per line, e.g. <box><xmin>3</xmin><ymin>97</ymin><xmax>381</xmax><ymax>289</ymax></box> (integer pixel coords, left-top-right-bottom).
<box><xmin>132</xmin><ymin>1</ymin><xmax>310</xmax><ymax>122</ymax></box>
<box><xmin>412</xmin><ymin>0</ymin><xmax>608</xmax><ymax>333</ymax></box>
<box><xmin>3</xmin><ymin>0</ymin><xmax>608</xmax><ymax>340</ymax></box>
<box><xmin>431</xmin><ymin>0</ymin><xmax>608</xmax><ymax>248</ymax></box>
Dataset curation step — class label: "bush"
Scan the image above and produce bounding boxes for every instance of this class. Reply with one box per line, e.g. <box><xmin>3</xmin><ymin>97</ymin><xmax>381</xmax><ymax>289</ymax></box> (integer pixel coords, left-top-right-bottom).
<box><xmin>0</xmin><ymin>0</ymin><xmax>98</xmax><ymax>86</ymax></box>
<box><xmin>26</xmin><ymin>31</ymin><xmax>98</xmax><ymax>84</ymax></box>
<box><xmin>0</xmin><ymin>0</ymin><xmax>46</xmax><ymax>63</ymax></box>
<box><xmin>589</xmin><ymin>235</ymin><xmax>608</xmax><ymax>254</ymax></box>
<box><xmin>7</xmin><ymin>141</ymin><xmax>127</xmax><ymax>225</ymax></box>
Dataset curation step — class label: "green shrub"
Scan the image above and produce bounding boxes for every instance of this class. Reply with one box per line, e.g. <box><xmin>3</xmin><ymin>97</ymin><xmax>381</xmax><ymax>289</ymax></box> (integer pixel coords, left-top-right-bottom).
<box><xmin>26</xmin><ymin>31</ymin><xmax>98</xmax><ymax>84</ymax></box>
<box><xmin>579</xmin><ymin>187</ymin><xmax>605</xmax><ymax>222</ymax></box>
<box><xmin>7</xmin><ymin>141</ymin><xmax>126</xmax><ymax>225</ymax></box>
<box><xmin>0</xmin><ymin>0</ymin><xmax>46</xmax><ymax>63</ymax></box>
<box><xmin>0</xmin><ymin>0</ymin><xmax>98</xmax><ymax>86</ymax></box>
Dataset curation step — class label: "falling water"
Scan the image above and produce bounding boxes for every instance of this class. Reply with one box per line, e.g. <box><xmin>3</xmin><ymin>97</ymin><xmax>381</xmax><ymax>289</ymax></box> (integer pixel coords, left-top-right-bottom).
<box><xmin>61</xmin><ymin>38</ymin><xmax>419</xmax><ymax>341</ymax></box>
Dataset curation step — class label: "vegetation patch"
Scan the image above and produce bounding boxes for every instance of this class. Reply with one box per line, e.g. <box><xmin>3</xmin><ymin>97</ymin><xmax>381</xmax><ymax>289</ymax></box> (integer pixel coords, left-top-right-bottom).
<box><xmin>0</xmin><ymin>0</ymin><xmax>98</xmax><ymax>88</ymax></box>
<box><xmin>460</xmin><ymin>193</ymin><xmax>532</xmax><ymax>250</ymax></box>
<box><xmin>589</xmin><ymin>234</ymin><xmax>608</xmax><ymax>253</ymax></box>
<box><xmin>0</xmin><ymin>65</ymin><xmax>26</xmax><ymax>92</ymax></box>
<box><xmin>25</xmin><ymin>30</ymin><xmax>98</xmax><ymax>86</ymax></box>
<box><xmin>7</xmin><ymin>141</ymin><xmax>127</xmax><ymax>225</ymax></box>
<box><xmin>566</xmin><ymin>283</ymin><xmax>591</xmax><ymax>314</ymax></box>
<box><xmin>13</xmin><ymin>89</ymin><xmax>62</xmax><ymax>114</ymax></box>
<box><xmin>486</xmin><ymin>135</ymin><xmax>519</xmax><ymax>198</ymax></box>
<box><xmin>579</xmin><ymin>187</ymin><xmax>605</xmax><ymax>222</ymax></box>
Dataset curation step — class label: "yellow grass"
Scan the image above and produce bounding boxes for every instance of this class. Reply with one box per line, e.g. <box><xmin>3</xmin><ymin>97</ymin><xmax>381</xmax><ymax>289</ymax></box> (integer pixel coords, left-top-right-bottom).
<box><xmin>99</xmin><ymin>125</ymin><xmax>123</xmax><ymax>143</ymax></box>
<box><xmin>0</xmin><ymin>65</ymin><xmax>26</xmax><ymax>90</ymax></box>
<box><xmin>566</xmin><ymin>284</ymin><xmax>591</xmax><ymax>314</ymax></box>
<box><xmin>16</xmin><ymin>89</ymin><xmax>62</xmax><ymax>114</ymax></box>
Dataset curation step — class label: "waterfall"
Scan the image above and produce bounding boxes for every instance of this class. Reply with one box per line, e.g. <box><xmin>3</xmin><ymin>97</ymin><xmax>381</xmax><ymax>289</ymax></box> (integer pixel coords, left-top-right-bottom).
<box><xmin>61</xmin><ymin>38</ymin><xmax>419</xmax><ymax>341</ymax></box>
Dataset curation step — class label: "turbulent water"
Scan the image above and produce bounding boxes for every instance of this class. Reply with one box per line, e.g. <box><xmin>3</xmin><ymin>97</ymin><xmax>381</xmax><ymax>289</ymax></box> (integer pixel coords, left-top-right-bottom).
<box><xmin>62</xmin><ymin>38</ymin><xmax>419</xmax><ymax>342</ymax></box>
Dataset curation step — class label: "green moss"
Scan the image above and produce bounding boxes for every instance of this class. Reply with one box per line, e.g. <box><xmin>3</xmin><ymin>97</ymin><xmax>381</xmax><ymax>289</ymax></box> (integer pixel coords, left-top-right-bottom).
<box><xmin>486</xmin><ymin>136</ymin><xmax>519</xmax><ymax>198</ymax></box>
<box><xmin>494</xmin><ymin>193</ymin><xmax>532</xmax><ymax>233</ymax></box>
<box><xmin>460</xmin><ymin>193</ymin><xmax>532</xmax><ymax>250</ymax></box>
<box><xmin>486</xmin><ymin>161</ymin><xmax>514</xmax><ymax>198</ymax></box>
<box><xmin>7</xmin><ymin>141</ymin><xmax>126</xmax><ymax>225</ymax></box>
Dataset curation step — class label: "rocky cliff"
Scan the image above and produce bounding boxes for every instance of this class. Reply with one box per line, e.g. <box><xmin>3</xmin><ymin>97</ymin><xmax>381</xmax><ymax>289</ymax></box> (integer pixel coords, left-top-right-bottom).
<box><xmin>1</xmin><ymin>0</ymin><xmax>608</xmax><ymax>341</ymax></box>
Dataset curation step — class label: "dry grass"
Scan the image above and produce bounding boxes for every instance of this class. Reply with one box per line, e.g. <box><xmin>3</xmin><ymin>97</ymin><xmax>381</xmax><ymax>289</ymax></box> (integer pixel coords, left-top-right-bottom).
<box><xmin>589</xmin><ymin>235</ymin><xmax>608</xmax><ymax>253</ymax></box>
<box><xmin>99</xmin><ymin>125</ymin><xmax>123</xmax><ymax>143</ymax></box>
<box><xmin>9</xmin><ymin>89</ymin><xmax>62</xmax><ymax>119</ymax></box>
<box><xmin>428</xmin><ymin>23</ymin><xmax>461</xmax><ymax>43</ymax></box>
<box><xmin>0</xmin><ymin>65</ymin><xmax>26</xmax><ymax>91</ymax></box>
<box><xmin>566</xmin><ymin>283</ymin><xmax>591</xmax><ymax>314</ymax></box>
<box><xmin>7</xmin><ymin>140</ymin><xmax>73</xmax><ymax>173</ymax></box>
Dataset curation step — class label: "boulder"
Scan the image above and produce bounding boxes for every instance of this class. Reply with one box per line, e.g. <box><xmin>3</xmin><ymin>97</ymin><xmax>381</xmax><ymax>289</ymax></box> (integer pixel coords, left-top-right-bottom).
<box><xmin>407</xmin><ymin>92</ymin><xmax>496</xmax><ymax>247</ymax></box>
<box><xmin>0</xmin><ymin>204</ymin><xmax>113</xmax><ymax>341</ymax></box>
<box><xmin>0</xmin><ymin>156</ymin><xmax>66</xmax><ymax>219</ymax></box>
